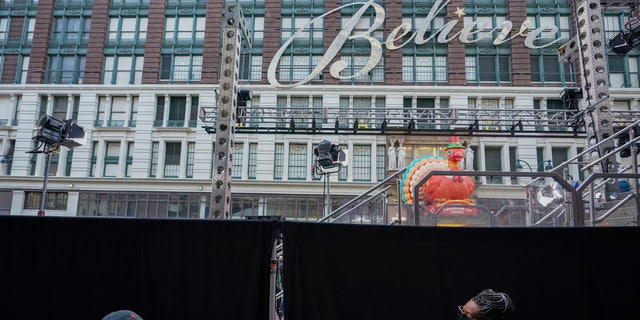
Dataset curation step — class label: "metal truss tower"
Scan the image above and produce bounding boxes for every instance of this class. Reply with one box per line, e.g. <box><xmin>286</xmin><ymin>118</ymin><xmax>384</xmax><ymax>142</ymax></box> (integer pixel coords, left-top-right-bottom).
<box><xmin>208</xmin><ymin>4</ymin><xmax>251</xmax><ymax>219</ymax></box>
<box><xmin>559</xmin><ymin>0</ymin><xmax>617</xmax><ymax>173</ymax></box>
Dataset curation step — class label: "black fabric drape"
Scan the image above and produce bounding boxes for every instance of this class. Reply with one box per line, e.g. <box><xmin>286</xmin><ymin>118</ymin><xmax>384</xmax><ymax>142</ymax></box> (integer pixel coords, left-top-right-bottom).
<box><xmin>0</xmin><ymin>216</ymin><xmax>277</xmax><ymax>320</ymax></box>
<box><xmin>1</xmin><ymin>216</ymin><xmax>638</xmax><ymax>320</ymax></box>
<box><xmin>282</xmin><ymin>222</ymin><xmax>640</xmax><ymax>320</ymax></box>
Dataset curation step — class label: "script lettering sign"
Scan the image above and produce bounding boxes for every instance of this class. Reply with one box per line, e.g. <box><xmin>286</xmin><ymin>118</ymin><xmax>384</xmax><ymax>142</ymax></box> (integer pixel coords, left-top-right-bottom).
<box><xmin>267</xmin><ymin>0</ymin><xmax>562</xmax><ymax>88</ymax></box>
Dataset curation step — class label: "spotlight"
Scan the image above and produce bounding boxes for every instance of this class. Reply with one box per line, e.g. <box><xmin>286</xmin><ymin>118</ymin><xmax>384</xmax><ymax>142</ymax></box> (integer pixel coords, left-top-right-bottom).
<box><xmin>314</xmin><ymin>140</ymin><xmax>342</xmax><ymax>169</ymax></box>
<box><xmin>559</xmin><ymin>87</ymin><xmax>583</xmax><ymax>101</ymax></box>
<box><xmin>468</xmin><ymin>119</ymin><xmax>479</xmax><ymax>131</ymax></box>
<box><xmin>33</xmin><ymin>115</ymin><xmax>86</xmax><ymax>150</ymax></box>
<box><xmin>608</xmin><ymin>16</ymin><xmax>640</xmax><ymax>55</ymax></box>
<box><xmin>407</xmin><ymin>119</ymin><xmax>415</xmax><ymax>133</ymax></box>
<box><xmin>34</xmin><ymin>115</ymin><xmax>65</xmax><ymax>145</ymax></box>
<box><xmin>510</xmin><ymin>120</ymin><xmax>523</xmax><ymax>133</ymax></box>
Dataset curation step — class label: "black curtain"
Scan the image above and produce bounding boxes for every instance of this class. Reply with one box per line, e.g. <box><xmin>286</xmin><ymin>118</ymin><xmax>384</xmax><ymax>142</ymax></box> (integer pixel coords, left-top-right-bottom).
<box><xmin>282</xmin><ymin>222</ymin><xmax>640</xmax><ymax>320</ymax></box>
<box><xmin>0</xmin><ymin>216</ymin><xmax>277</xmax><ymax>320</ymax></box>
<box><xmin>1</xmin><ymin>216</ymin><xmax>638</xmax><ymax>320</ymax></box>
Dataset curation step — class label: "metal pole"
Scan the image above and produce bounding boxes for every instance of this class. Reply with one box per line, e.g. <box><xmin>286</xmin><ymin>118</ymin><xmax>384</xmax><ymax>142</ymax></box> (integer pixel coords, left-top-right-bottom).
<box><xmin>38</xmin><ymin>146</ymin><xmax>52</xmax><ymax>216</ymax></box>
<box><xmin>631</xmin><ymin>131</ymin><xmax>640</xmax><ymax>226</ymax></box>
<box><xmin>269</xmin><ymin>239</ymin><xmax>277</xmax><ymax>320</ymax></box>
<box><xmin>325</xmin><ymin>173</ymin><xmax>331</xmax><ymax>218</ymax></box>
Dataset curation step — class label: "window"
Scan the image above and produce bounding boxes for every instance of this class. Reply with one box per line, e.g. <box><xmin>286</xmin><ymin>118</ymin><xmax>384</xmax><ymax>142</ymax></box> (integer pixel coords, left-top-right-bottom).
<box><xmin>274</xmin><ymin>143</ymin><xmax>284</xmax><ymax>180</ymax></box>
<box><xmin>239</xmin><ymin>54</ymin><xmax>263</xmax><ymax>81</ymax></box>
<box><xmin>164</xmin><ymin>142</ymin><xmax>181</xmax><ymax>178</ymax></box>
<box><xmin>288</xmin><ymin>143</ymin><xmax>307</xmax><ymax>180</ymax></box>
<box><xmin>24</xmin><ymin>192</ymin><xmax>68</xmax><ymax>210</ymax></box>
<box><xmin>239</xmin><ymin>14</ymin><xmax>264</xmax><ymax>82</ymax></box>
<box><xmin>150</xmin><ymin>142</ymin><xmax>158</xmax><ymax>177</ymax></box>
<box><xmin>104</xmin><ymin>142</ymin><xmax>120</xmax><ymax>177</ymax></box>
<box><xmin>248</xmin><ymin>143</ymin><xmax>257</xmax><ymax>179</ymax></box>
<box><xmin>403</xmin><ymin>55</ymin><xmax>447</xmax><ymax>83</ymax></box>
<box><xmin>108</xmin><ymin>16</ymin><xmax>148</xmax><ymax>44</ymax></box>
<box><xmin>51</xmin><ymin>17</ymin><xmax>91</xmax><ymax>43</ymax></box>
<box><xmin>278</xmin><ymin>55</ymin><xmax>322</xmax><ymax>82</ymax></box>
<box><xmin>39</xmin><ymin>95</ymin><xmax>79</xmax><ymax>122</ymax></box>
<box><xmin>485</xmin><ymin>146</ymin><xmax>503</xmax><ymax>184</ymax></box>
<box><xmin>186</xmin><ymin>142</ymin><xmax>194</xmax><ymax>178</ymax></box>
<box><xmin>0</xmin><ymin>17</ymin><xmax>7</xmax><ymax>42</ymax></box>
<box><xmin>352</xmin><ymin>145</ymin><xmax>371</xmax><ymax>181</ymax></box>
<box><xmin>160</xmin><ymin>54</ymin><xmax>202</xmax><ymax>82</ymax></box>
<box><xmin>466</xmin><ymin>54</ymin><xmax>511</xmax><ymax>83</ymax></box>
<box><xmin>530</xmin><ymin>55</ymin><xmax>573</xmax><ymax>84</ymax></box>
<box><xmin>104</xmin><ymin>55</ymin><xmax>144</xmax><ymax>85</ymax></box>
<box><xmin>463</xmin><ymin>15</ymin><xmax>507</xmax><ymax>43</ymax></box>
<box><xmin>245</xmin><ymin>15</ymin><xmax>264</xmax><ymax>46</ymax></box>
<box><xmin>339</xmin><ymin>56</ymin><xmax>384</xmax><ymax>82</ymax></box>
<box><xmin>17</xmin><ymin>56</ymin><xmax>29</xmax><ymax>84</ymax></box>
<box><xmin>232</xmin><ymin>143</ymin><xmax>243</xmax><ymax>179</ymax></box>
<box><xmin>376</xmin><ymin>144</ymin><xmax>386</xmax><ymax>181</ymax></box>
<box><xmin>154</xmin><ymin>95</ymin><xmax>199</xmax><ymax>127</ymax></box>
<box><xmin>97</xmin><ymin>96</ymin><xmax>137</xmax><ymax>127</ymax></box>
<box><xmin>78</xmin><ymin>192</ymin><xmax>205</xmax><ymax>219</ymax></box>
<box><xmin>527</xmin><ymin>14</ymin><xmax>571</xmax><ymax>46</ymax></box>
<box><xmin>281</xmin><ymin>16</ymin><xmax>323</xmax><ymax>44</ymax></box>
<box><xmin>47</xmin><ymin>55</ymin><xmax>86</xmax><ymax>84</ymax></box>
<box><xmin>164</xmin><ymin>16</ymin><xmax>205</xmax><ymax>44</ymax></box>
<box><xmin>26</xmin><ymin>17</ymin><xmax>35</xmax><ymax>42</ymax></box>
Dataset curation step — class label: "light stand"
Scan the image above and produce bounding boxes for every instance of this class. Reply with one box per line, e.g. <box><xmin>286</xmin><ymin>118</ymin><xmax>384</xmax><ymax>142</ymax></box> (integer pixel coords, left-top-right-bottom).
<box><xmin>30</xmin><ymin>115</ymin><xmax>86</xmax><ymax>216</ymax></box>
<box><xmin>313</xmin><ymin>140</ymin><xmax>347</xmax><ymax>218</ymax></box>
<box><xmin>37</xmin><ymin>144</ymin><xmax>56</xmax><ymax>216</ymax></box>
<box><xmin>313</xmin><ymin>163</ymin><xmax>342</xmax><ymax>217</ymax></box>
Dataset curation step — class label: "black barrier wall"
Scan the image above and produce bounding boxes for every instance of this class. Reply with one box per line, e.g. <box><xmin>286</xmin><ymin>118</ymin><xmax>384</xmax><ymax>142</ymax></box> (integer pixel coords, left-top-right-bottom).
<box><xmin>0</xmin><ymin>217</ymin><xmax>277</xmax><ymax>320</ymax></box>
<box><xmin>1</xmin><ymin>216</ymin><xmax>638</xmax><ymax>320</ymax></box>
<box><xmin>282</xmin><ymin>223</ymin><xmax>640</xmax><ymax>320</ymax></box>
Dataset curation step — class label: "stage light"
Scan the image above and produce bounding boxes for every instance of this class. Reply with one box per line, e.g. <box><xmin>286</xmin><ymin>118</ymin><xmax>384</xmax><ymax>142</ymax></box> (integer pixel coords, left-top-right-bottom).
<box><xmin>559</xmin><ymin>87</ymin><xmax>583</xmax><ymax>101</ymax></box>
<box><xmin>314</xmin><ymin>140</ymin><xmax>346</xmax><ymax>170</ymax></box>
<box><xmin>315</xmin><ymin>140</ymin><xmax>337</xmax><ymax>169</ymax></box>
<box><xmin>608</xmin><ymin>16</ymin><xmax>640</xmax><ymax>55</ymax></box>
<box><xmin>511</xmin><ymin>120</ymin><xmax>523</xmax><ymax>133</ymax></box>
<box><xmin>468</xmin><ymin>119</ymin><xmax>479</xmax><ymax>131</ymax></box>
<box><xmin>34</xmin><ymin>115</ymin><xmax>86</xmax><ymax>150</ymax></box>
<box><xmin>35</xmin><ymin>115</ymin><xmax>65</xmax><ymax>145</ymax></box>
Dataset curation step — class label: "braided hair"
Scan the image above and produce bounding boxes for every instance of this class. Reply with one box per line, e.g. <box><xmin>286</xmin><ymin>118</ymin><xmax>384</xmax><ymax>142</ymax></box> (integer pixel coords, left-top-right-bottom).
<box><xmin>471</xmin><ymin>289</ymin><xmax>515</xmax><ymax>320</ymax></box>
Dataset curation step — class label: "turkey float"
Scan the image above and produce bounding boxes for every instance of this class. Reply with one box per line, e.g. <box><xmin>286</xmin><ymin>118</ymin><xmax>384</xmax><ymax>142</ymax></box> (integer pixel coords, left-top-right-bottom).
<box><xmin>400</xmin><ymin>136</ymin><xmax>476</xmax><ymax>216</ymax></box>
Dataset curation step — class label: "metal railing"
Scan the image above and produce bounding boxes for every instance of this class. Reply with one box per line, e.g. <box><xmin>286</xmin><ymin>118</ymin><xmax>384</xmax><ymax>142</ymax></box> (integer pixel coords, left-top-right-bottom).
<box><xmin>202</xmin><ymin>105</ymin><xmax>640</xmax><ymax>137</ymax></box>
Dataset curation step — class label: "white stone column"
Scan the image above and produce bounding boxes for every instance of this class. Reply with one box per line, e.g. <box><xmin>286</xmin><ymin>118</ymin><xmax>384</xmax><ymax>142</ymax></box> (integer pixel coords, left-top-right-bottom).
<box><xmin>95</xmin><ymin>140</ymin><xmax>106</xmax><ymax>178</ymax></box>
<box><xmin>185</xmin><ymin>95</ymin><xmax>192</xmax><ymax>128</ymax></box>
<box><xmin>157</xmin><ymin>141</ymin><xmax>166</xmax><ymax>178</ymax></box>
<box><xmin>118</xmin><ymin>138</ymin><xmax>128</xmax><ymax>178</ymax></box>
<box><xmin>179</xmin><ymin>139</ymin><xmax>188</xmax><ymax>179</ymax></box>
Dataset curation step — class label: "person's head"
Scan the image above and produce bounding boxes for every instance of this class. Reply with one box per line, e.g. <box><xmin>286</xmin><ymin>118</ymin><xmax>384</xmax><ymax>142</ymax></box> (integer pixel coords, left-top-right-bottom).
<box><xmin>457</xmin><ymin>289</ymin><xmax>514</xmax><ymax>320</ymax></box>
<box><xmin>101</xmin><ymin>310</ymin><xmax>143</xmax><ymax>320</ymax></box>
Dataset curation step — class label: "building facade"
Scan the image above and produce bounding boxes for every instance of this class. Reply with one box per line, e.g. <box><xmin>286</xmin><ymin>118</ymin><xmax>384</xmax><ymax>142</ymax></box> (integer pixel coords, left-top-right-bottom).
<box><xmin>0</xmin><ymin>0</ymin><xmax>639</xmax><ymax>220</ymax></box>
